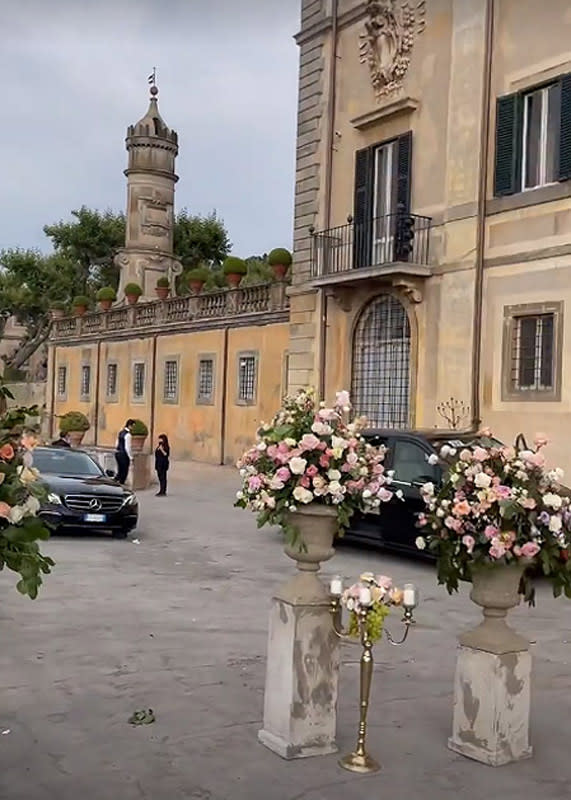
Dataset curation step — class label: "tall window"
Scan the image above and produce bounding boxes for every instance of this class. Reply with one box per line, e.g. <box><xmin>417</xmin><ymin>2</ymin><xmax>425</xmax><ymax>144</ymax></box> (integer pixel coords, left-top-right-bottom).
<box><xmin>81</xmin><ymin>365</ymin><xmax>91</xmax><ymax>399</ymax></box>
<box><xmin>57</xmin><ymin>366</ymin><xmax>67</xmax><ymax>399</ymax></box>
<box><xmin>502</xmin><ymin>302</ymin><xmax>562</xmax><ymax>401</ymax></box>
<box><xmin>237</xmin><ymin>353</ymin><xmax>257</xmax><ymax>405</ymax></box>
<box><xmin>163</xmin><ymin>359</ymin><xmax>179</xmax><ymax>403</ymax></box>
<box><xmin>197</xmin><ymin>358</ymin><xmax>214</xmax><ymax>404</ymax></box>
<box><xmin>106</xmin><ymin>363</ymin><xmax>118</xmax><ymax>399</ymax></box>
<box><xmin>133</xmin><ymin>362</ymin><xmax>145</xmax><ymax>400</ymax></box>
<box><xmin>494</xmin><ymin>74</ymin><xmax>571</xmax><ymax>196</ymax></box>
<box><xmin>522</xmin><ymin>84</ymin><xmax>561</xmax><ymax>190</ymax></box>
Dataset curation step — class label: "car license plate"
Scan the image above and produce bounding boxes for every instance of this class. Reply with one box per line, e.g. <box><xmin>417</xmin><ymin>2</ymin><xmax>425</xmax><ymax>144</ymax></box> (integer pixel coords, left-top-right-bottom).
<box><xmin>84</xmin><ymin>513</ymin><xmax>106</xmax><ymax>523</ymax></box>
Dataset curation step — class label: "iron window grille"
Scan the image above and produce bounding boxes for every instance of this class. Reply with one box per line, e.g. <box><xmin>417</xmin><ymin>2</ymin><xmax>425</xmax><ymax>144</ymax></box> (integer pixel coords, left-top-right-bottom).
<box><xmin>133</xmin><ymin>362</ymin><xmax>145</xmax><ymax>400</ymax></box>
<box><xmin>106</xmin><ymin>364</ymin><xmax>118</xmax><ymax>398</ymax></box>
<box><xmin>351</xmin><ymin>294</ymin><xmax>411</xmax><ymax>428</ymax></box>
<box><xmin>57</xmin><ymin>366</ymin><xmax>67</xmax><ymax>398</ymax></box>
<box><xmin>81</xmin><ymin>365</ymin><xmax>91</xmax><ymax>399</ymax></box>
<box><xmin>163</xmin><ymin>360</ymin><xmax>178</xmax><ymax>402</ymax></box>
<box><xmin>511</xmin><ymin>313</ymin><xmax>554</xmax><ymax>392</ymax></box>
<box><xmin>238</xmin><ymin>355</ymin><xmax>257</xmax><ymax>404</ymax></box>
<box><xmin>197</xmin><ymin>359</ymin><xmax>214</xmax><ymax>403</ymax></box>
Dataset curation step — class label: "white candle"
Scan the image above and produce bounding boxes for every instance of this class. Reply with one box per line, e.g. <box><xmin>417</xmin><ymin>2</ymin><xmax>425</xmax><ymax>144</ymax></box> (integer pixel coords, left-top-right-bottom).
<box><xmin>330</xmin><ymin>576</ymin><xmax>343</xmax><ymax>597</ymax></box>
<box><xmin>403</xmin><ymin>583</ymin><xmax>417</xmax><ymax>609</ymax></box>
<box><xmin>359</xmin><ymin>586</ymin><xmax>372</xmax><ymax>605</ymax></box>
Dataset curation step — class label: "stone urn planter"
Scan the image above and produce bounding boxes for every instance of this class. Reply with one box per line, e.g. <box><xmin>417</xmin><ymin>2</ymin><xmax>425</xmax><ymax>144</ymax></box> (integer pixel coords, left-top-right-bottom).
<box><xmin>156</xmin><ymin>286</ymin><xmax>169</xmax><ymax>301</ymax></box>
<box><xmin>131</xmin><ymin>435</ymin><xmax>147</xmax><ymax>453</ymax></box>
<box><xmin>74</xmin><ymin>304</ymin><xmax>87</xmax><ymax>317</ymax></box>
<box><xmin>68</xmin><ymin>431</ymin><xmax>86</xmax><ymax>447</ymax></box>
<box><xmin>126</xmin><ymin>294</ymin><xmax>139</xmax><ymax>306</ymax></box>
<box><xmin>50</xmin><ymin>308</ymin><xmax>65</xmax><ymax>320</ymax></box>
<box><xmin>189</xmin><ymin>280</ymin><xmax>205</xmax><ymax>294</ymax></box>
<box><xmin>271</xmin><ymin>263</ymin><xmax>289</xmax><ymax>280</ymax></box>
<box><xmin>226</xmin><ymin>273</ymin><xmax>242</xmax><ymax>288</ymax></box>
<box><xmin>281</xmin><ymin>504</ymin><xmax>338</xmax><ymax>605</ymax></box>
<box><xmin>99</xmin><ymin>299</ymin><xmax>113</xmax><ymax>311</ymax></box>
<box><xmin>459</xmin><ymin>562</ymin><xmax>528</xmax><ymax>653</ymax></box>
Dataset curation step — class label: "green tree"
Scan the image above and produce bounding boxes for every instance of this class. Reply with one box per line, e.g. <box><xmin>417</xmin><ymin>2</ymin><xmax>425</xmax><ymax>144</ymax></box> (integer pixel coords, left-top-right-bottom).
<box><xmin>174</xmin><ymin>209</ymin><xmax>231</xmax><ymax>270</ymax></box>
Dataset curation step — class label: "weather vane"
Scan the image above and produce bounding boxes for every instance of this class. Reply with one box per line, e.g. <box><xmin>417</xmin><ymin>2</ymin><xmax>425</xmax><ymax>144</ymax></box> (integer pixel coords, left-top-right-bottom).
<box><xmin>148</xmin><ymin>67</ymin><xmax>157</xmax><ymax>89</ymax></box>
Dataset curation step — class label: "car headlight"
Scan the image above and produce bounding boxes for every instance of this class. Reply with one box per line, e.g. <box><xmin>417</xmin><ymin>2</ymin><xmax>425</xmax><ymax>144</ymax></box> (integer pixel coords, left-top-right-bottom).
<box><xmin>123</xmin><ymin>493</ymin><xmax>136</xmax><ymax>506</ymax></box>
<box><xmin>47</xmin><ymin>492</ymin><xmax>62</xmax><ymax>505</ymax></box>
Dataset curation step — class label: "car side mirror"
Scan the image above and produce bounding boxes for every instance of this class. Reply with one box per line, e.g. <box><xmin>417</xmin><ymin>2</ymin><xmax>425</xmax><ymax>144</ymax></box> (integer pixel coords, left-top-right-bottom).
<box><xmin>105</xmin><ymin>469</ymin><xmax>116</xmax><ymax>478</ymax></box>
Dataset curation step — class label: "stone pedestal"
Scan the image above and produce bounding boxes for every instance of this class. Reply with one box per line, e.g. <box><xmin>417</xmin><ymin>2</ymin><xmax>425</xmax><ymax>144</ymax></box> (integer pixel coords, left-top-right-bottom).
<box><xmin>258</xmin><ymin>572</ymin><xmax>339</xmax><ymax>759</ymax></box>
<box><xmin>130</xmin><ymin>453</ymin><xmax>151</xmax><ymax>491</ymax></box>
<box><xmin>448</xmin><ymin>645</ymin><xmax>532</xmax><ymax>766</ymax></box>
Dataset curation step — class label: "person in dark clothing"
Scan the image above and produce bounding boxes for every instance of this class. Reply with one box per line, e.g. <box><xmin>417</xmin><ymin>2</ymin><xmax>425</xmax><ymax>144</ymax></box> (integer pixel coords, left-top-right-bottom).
<box><xmin>115</xmin><ymin>419</ymin><xmax>134</xmax><ymax>485</ymax></box>
<box><xmin>154</xmin><ymin>434</ymin><xmax>170</xmax><ymax>496</ymax></box>
<box><xmin>52</xmin><ymin>432</ymin><xmax>71</xmax><ymax>448</ymax></box>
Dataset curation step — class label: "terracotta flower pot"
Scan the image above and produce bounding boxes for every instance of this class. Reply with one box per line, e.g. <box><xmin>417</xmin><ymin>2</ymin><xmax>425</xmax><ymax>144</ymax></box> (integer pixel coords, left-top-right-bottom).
<box><xmin>68</xmin><ymin>431</ymin><xmax>86</xmax><ymax>448</ymax></box>
<box><xmin>189</xmin><ymin>280</ymin><xmax>205</xmax><ymax>294</ymax></box>
<box><xmin>126</xmin><ymin>294</ymin><xmax>139</xmax><ymax>306</ymax></box>
<box><xmin>156</xmin><ymin>287</ymin><xmax>169</xmax><ymax>301</ymax></box>
<box><xmin>50</xmin><ymin>309</ymin><xmax>65</xmax><ymax>320</ymax></box>
<box><xmin>459</xmin><ymin>562</ymin><xmax>529</xmax><ymax>653</ymax></box>
<box><xmin>74</xmin><ymin>305</ymin><xmax>87</xmax><ymax>317</ymax></box>
<box><xmin>272</xmin><ymin>263</ymin><xmax>289</xmax><ymax>280</ymax></box>
<box><xmin>226</xmin><ymin>273</ymin><xmax>242</xmax><ymax>288</ymax></box>
<box><xmin>99</xmin><ymin>299</ymin><xmax>113</xmax><ymax>311</ymax></box>
<box><xmin>131</xmin><ymin>435</ymin><xmax>147</xmax><ymax>454</ymax></box>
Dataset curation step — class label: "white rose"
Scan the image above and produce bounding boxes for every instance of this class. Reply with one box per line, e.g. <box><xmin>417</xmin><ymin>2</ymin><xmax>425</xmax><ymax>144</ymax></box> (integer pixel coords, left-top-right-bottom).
<box><xmin>440</xmin><ymin>445</ymin><xmax>451</xmax><ymax>458</ymax></box>
<box><xmin>289</xmin><ymin>457</ymin><xmax>307</xmax><ymax>475</ymax></box>
<box><xmin>362</xmin><ymin>489</ymin><xmax>372</xmax><ymax>499</ymax></box>
<box><xmin>24</xmin><ymin>496</ymin><xmax>40</xmax><ymax>515</ymax></box>
<box><xmin>421</xmin><ymin>482</ymin><xmax>435</xmax><ymax>496</ymax></box>
<box><xmin>327</xmin><ymin>469</ymin><xmax>341</xmax><ymax>481</ymax></box>
<box><xmin>311</xmin><ymin>421</ymin><xmax>332</xmax><ymax>436</ymax></box>
<box><xmin>269</xmin><ymin>476</ymin><xmax>285</xmax><ymax>491</ymax></box>
<box><xmin>256</xmin><ymin>441</ymin><xmax>267</xmax><ymax>451</ymax></box>
<box><xmin>331</xmin><ymin>436</ymin><xmax>347</xmax><ymax>451</ymax></box>
<box><xmin>415</xmin><ymin>536</ymin><xmax>426</xmax><ymax>551</ymax></box>
<box><xmin>293</xmin><ymin>486</ymin><xmax>313</xmax><ymax>504</ymax></box>
<box><xmin>427</xmin><ymin>454</ymin><xmax>439</xmax><ymax>466</ymax></box>
<box><xmin>285</xmin><ymin>438</ymin><xmax>297</xmax><ymax>447</ymax></box>
<box><xmin>9</xmin><ymin>505</ymin><xmax>26</xmax><ymax>524</ymax></box>
<box><xmin>544</xmin><ymin>493</ymin><xmax>563</xmax><ymax>511</ymax></box>
<box><xmin>549</xmin><ymin>515</ymin><xmax>562</xmax><ymax>533</ymax></box>
<box><xmin>328</xmin><ymin>481</ymin><xmax>343</xmax><ymax>495</ymax></box>
<box><xmin>474</xmin><ymin>472</ymin><xmax>492</xmax><ymax>489</ymax></box>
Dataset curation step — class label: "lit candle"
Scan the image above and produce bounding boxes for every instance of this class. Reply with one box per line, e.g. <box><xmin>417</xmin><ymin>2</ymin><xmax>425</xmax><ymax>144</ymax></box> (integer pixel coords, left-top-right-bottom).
<box><xmin>403</xmin><ymin>583</ymin><xmax>417</xmax><ymax>609</ymax></box>
<box><xmin>359</xmin><ymin>586</ymin><xmax>372</xmax><ymax>606</ymax></box>
<box><xmin>330</xmin><ymin>576</ymin><xmax>343</xmax><ymax>597</ymax></box>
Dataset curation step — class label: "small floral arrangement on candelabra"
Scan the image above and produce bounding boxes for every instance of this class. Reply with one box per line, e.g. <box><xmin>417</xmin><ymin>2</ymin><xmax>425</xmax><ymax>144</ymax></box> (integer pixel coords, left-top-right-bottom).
<box><xmin>329</xmin><ymin>571</ymin><xmax>418</xmax><ymax>773</ymax></box>
<box><xmin>235</xmin><ymin>389</ymin><xmax>395</xmax><ymax>568</ymax></box>
<box><xmin>416</xmin><ymin>432</ymin><xmax>571</xmax><ymax>641</ymax></box>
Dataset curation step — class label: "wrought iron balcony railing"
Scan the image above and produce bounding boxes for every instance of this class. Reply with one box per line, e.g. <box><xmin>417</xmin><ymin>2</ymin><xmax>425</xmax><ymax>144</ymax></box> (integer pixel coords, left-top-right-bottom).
<box><xmin>310</xmin><ymin>210</ymin><xmax>432</xmax><ymax>279</ymax></box>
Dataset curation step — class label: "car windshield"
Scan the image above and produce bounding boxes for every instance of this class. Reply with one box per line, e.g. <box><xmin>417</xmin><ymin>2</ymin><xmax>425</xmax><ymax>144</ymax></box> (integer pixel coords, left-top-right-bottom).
<box><xmin>32</xmin><ymin>449</ymin><xmax>102</xmax><ymax>477</ymax></box>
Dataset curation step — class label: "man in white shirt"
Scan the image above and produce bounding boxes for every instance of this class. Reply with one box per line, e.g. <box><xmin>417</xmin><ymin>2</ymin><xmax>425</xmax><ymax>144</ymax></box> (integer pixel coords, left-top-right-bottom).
<box><xmin>115</xmin><ymin>419</ymin><xmax>134</xmax><ymax>484</ymax></box>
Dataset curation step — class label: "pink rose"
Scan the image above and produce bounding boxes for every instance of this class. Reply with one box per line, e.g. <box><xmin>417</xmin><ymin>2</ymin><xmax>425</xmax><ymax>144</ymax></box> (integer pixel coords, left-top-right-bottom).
<box><xmin>453</xmin><ymin>500</ymin><xmax>471</xmax><ymax>517</ymax></box>
<box><xmin>377</xmin><ymin>487</ymin><xmax>393</xmax><ymax>502</ymax></box>
<box><xmin>516</xmin><ymin>541</ymin><xmax>541</xmax><ymax>559</ymax></box>
<box><xmin>489</xmin><ymin>538</ymin><xmax>507</xmax><ymax>559</ymax></box>
<box><xmin>520</xmin><ymin>497</ymin><xmax>537</xmax><ymax>510</ymax></box>
<box><xmin>300</xmin><ymin>476</ymin><xmax>311</xmax><ymax>488</ymax></box>
<box><xmin>306</xmin><ymin>464</ymin><xmax>318</xmax><ymax>478</ymax></box>
<box><xmin>346</xmin><ymin>451</ymin><xmax>359</xmax><ymax>466</ymax></box>
<box><xmin>277</xmin><ymin>442</ymin><xmax>290</xmax><ymax>454</ymax></box>
<box><xmin>248</xmin><ymin>476</ymin><xmax>263</xmax><ymax>491</ymax></box>
<box><xmin>319</xmin><ymin>455</ymin><xmax>330</xmax><ymax>469</ymax></box>
<box><xmin>472</xmin><ymin>447</ymin><xmax>489</xmax><ymax>462</ymax></box>
<box><xmin>300</xmin><ymin>433</ymin><xmax>321</xmax><ymax>452</ymax></box>
<box><xmin>445</xmin><ymin>516</ymin><xmax>463</xmax><ymax>533</ymax></box>
<box><xmin>484</xmin><ymin>525</ymin><xmax>498</xmax><ymax>540</ymax></box>
<box><xmin>494</xmin><ymin>485</ymin><xmax>512</xmax><ymax>499</ymax></box>
<box><xmin>276</xmin><ymin>466</ymin><xmax>291</xmax><ymax>482</ymax></box>
<box><xmin>418</xmin><ymin>513</ymin><xmax>428</xmax><ymax>527</ymax></box>
<box><xmin>462</xmin><ymin>534</ymin><xmax>476</xmax><ymax>554</ymax></box>
<box><xmin>0</xmin><ymin>501</ymin><xmax>11</xmax><ymax>518</ymax></box>
<box><xmin>376</xmin><ymin>575</ymin><xmax>392</xmax><ymax>590</ymax></box>
<box><xmin>335</xmin><ymin>390</ymin><xmax>351</xmax><ymax>409</ymax></box>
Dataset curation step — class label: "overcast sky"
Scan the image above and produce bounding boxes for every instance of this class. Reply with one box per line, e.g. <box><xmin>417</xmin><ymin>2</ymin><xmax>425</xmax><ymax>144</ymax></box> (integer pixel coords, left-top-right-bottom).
<box><xmin>2</xmin><ymin>0</ymin><xmax>300</xmax><ymax>258</ymax></box>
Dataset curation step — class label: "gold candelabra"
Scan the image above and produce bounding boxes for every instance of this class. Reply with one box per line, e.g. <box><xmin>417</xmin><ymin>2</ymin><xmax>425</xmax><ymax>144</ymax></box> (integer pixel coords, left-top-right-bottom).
<box><xmin>329</xmin><ymin>580</ymin><xmax>418</xmax><ymax>774</ymax></box>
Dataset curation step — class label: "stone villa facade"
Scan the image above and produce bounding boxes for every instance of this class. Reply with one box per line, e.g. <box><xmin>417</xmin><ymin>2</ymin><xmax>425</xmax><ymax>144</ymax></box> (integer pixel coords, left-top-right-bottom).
<box><xmin>288</xmin><ymin>0</ymin><xmax>571</xmax><ymax>474</ymax></box>
<box><xmin>48</xmin><ymin>0</ymin><xmax>571</xmax><ymax>473</ymax></box>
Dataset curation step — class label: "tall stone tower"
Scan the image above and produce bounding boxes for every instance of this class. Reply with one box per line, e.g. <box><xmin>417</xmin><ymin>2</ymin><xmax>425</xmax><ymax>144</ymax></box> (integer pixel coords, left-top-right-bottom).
<box><xmin>115</xmin><ymin>82</ymin><xmax>182</xmax><ymax>300</ymax></box>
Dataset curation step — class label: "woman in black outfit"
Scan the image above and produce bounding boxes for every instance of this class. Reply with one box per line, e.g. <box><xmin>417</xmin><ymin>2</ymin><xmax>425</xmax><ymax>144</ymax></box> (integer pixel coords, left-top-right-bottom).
<box><xmin>154</xmin><ymin>434</ymin><xmax>170</xmax><ymax>497</ymax></box>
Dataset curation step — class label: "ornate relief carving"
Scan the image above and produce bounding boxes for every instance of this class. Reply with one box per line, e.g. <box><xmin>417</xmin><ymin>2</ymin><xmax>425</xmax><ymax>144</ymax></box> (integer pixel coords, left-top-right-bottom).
<box><xmin>327</xmin><ymin>287</ymin><xmax>354</xmax><ymax>313</ymax></box>
<box><xmin>391</xmin><ymin>276</ymin><xmax>423</xmax><ymax>303</ymax></box>
<box><xmin>139</xmin><ymin>192</ymin><xmax>173</xmax><ymax>238</ymax></box>
<box><xmin>359</xmin><ymin>0</ymin><xmax>426</xmax><ymax>101</ymax></box>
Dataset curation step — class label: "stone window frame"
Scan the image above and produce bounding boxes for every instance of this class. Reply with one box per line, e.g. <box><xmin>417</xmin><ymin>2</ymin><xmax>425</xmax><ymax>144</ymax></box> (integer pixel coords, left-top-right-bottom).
<box><xmin>80</xmin><ymin>362</ymin><xmax>91</xmax><ymax>402</ymax></box>
<box><xmin>56</xmin><ymin>365</ymin><xmax>68</xmax><ymax>401</ymax></box>
<box><xmin>132</xmin><ymin>360</ymin><xmax>147</xmax><ymax>404</ymax></box>
<box><xmin>105</xmin><ymin>361</ymin><xmax>119</xmax><ymax>402</ymax></box>
<box><xmin>196</xmin><ymin>354</ymin><xmax>216</xmax><ymax>406</ymax></box>
<box><xmin>236</xmin><ymin>351</ymin><xmax>259</xmax><ymax>406</ymax></box>
<box><xmin>501</xmin><ymin>300</ymin><xmax>563</xmax><ymax>402</ymax></box>
<box><xmin>162</xmin><ymin>356</ymin><xmax>180</xmax><ymax>405</ymax></box>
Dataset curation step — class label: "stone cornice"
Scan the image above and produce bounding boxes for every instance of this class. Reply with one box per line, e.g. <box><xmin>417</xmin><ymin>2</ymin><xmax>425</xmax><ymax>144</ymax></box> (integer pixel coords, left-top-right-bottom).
<box><xmin>295</xmin><ymin>2</ymin><xmax>368</xmax><ymax>45</ymax></box>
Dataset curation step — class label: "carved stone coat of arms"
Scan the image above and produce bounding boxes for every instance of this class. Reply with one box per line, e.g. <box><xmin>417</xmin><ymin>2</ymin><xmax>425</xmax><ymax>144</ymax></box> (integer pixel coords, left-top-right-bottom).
<box><xmin>359</xmin><ymin>0</ymin><xmax>426</xmax><ymax>101</ymax></box>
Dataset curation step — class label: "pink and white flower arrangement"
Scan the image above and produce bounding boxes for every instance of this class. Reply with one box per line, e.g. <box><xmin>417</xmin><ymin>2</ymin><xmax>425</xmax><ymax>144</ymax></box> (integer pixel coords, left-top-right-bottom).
<box><xmin>340</xmin><ymin>572</ymin><xmax>403</xmax><ymax>643</ymax></box>
<box><xmin>235</xmin><ymin>389</ymin><xmax>394</xmax><ymax>544</ymax></box>
<box><xmin>416</xmin><ymin>432</ymin><xmax>571</xmax><ymax>600</ymax></box>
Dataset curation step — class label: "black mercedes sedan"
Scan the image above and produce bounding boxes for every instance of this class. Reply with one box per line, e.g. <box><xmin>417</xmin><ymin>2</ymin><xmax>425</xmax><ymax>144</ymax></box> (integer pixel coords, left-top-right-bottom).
<box><xmin>345</xmin><ymin>429</ymin><xmax>502</xmax><ymax>555</ymax></box>
<box><xmin>32</xmin><ymin>447</ymin><xmax>139</xmax><ymax>538</ymax></box>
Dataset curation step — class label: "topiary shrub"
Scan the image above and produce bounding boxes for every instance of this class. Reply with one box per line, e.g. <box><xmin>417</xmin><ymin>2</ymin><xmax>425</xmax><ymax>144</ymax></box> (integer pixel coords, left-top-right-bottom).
<box><xmin>222</xmin><ymin>256</ymin><xmax>247</xmax><ymax>276</ymax></box>
<box><xmin>156</xmin><ymin>277</ymin><xmax>170</xmax><ymax>288</ymax></box>
<box><xmin>96</xmin><ymin>286</ymin><xmax>117</xmax><ymax>302</ymax></box>
<box><xmin>72</xmin><ymin>296</ymin><xmax>90</xmax><ymax>308</ymax></box>
<box><xmin>60</xmin><ymin>411</ymin><xmax>90</xmax><ymax>433</ymax></box>
<box><xmin>187</xmin><ymin>266</ymin><xmax>211</xmax><ymax>282</ymax></box>
<box><xmin>268</xmin><ymin>248</ymin><xmax>293</xmax><ymax>267</ymax></box>
<box><xmin>50</xmin><ymin>301</ymin><xmax>66</xmax><ymax>311</ymax></box>
<box><xmin>131</xmin><ymin>419</ymin><xmax>149</xmax><ymax>436</ymax></box>
<box><xmin>124</xmin><ymin>283</ymin><xmax>143</xmax><ymax>297</ymax></box>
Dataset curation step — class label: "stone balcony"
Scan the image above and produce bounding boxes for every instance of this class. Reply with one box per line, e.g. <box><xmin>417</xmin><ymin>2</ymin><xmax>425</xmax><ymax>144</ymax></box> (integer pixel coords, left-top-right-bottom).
<box><xmin>50</xmin><ymin>281</ymin><xmax>290</xmax><ymax>342</ymax></box>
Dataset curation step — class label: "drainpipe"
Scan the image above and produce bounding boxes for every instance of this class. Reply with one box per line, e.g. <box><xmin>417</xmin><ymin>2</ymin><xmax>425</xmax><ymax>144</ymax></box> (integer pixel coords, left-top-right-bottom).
<box><xmin>93</xmin><ymin>340</ymin><xmax>101</xmax><ymax>445</ymax></box>
<box><xmin>470</xmin><ymin>0</ymin><xmax>494</xmax><ymax>430</ymax></box>
<box><xmin>149</xmin><ymin>334</ymin><xmax>157</xmax><ymax>452</ymax></box>
<box><xmin>219</xmin><ymin>327</ymin><xmax>229</xmax><ymax>465</ymax></box>
<box><xmin>49</xmin><ymin>345</ymin><xmax>57</xmax><ymax>440</ymax></box>
<box><xmin>317</xmin><ymin>0</ymin><xmax>339</xmax><ymax>401</ymax></box>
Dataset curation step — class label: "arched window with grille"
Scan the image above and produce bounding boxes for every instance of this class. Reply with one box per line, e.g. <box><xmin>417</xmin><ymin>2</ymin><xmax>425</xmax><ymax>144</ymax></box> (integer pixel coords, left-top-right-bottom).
<box><xmin>351</xmin><ymin>294</ymin><xmax>411</xmax><ymax>428</ymax></box>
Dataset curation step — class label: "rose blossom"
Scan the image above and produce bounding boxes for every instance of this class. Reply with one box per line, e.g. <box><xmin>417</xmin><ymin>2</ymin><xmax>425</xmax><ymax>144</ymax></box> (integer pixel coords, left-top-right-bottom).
<box><xmin>445</xmin><ymin>516</ymin><xmax>463</xmax><ymax>533</ymax></box>
<box><xmin>459</xmin><ymin>449</ymin><xmax>472</xmax><ymax>462</ymax></box>
<box><xmin>0</xmin><ymin>443</ymin><xmax>14</xmax><ymax>461</ymax></box>
<box><xmin>474</xmin><ymin>472</ymin><xmax>492</xmax><ymax>489</ymax></box>
<box><xmin>514</xmin><ymin>542</ymin><xmax>541</xmax><ymax>559</ymax></box>
<box><xmin>335</xmin><ymin>390</ymin><xmax>351</xmax><ymax>409</ymax></box>
<box><xmin>300</xmin><ymin>433</ymin><xmax>321</xmax><ymax>452</ymax></box>
<box><xmin>462</xmin><ymin>534</ymin><xmax>476</xmax><ymax>554</ymax></box>
<box><xmin>289</xmin><ymin>457</ymin><xmax>308</xmax><ymax>475</ymax></box>
<box><xmin>248</xmin><ymin>476</ymin><xmax>263</xmax><ymax>491</ymax></box>
<box><xmin>276</xmin><ymin>467</ymin><xmax>291</xmax><ymax>482</ymax></box>
<box><xmin>489</xmin><ymin>538</ymin><xmax>507</xmax><ymax>559</ymax></box>
<box><xmin>306</xmin><ymin>464</ymin><xmax>318</xmax><ymax>478</ymax></box>
<box><xmin>0</xmin><ymin>501</ymin><xmax>11</xmax><ymax>518</ymax></box>
<box><xmin>319</xmin><ymin>454</ymin><xmax>330</xmax><ymax>469</ymax></box>
<box><xmin>472</xmin><ymin>446</ymin><xmax>489</xmax><ymax>462</ymax></box>
<box><xmin>293</xmin><ymin>486</ymin><xmax>313</xmax><ymax>504</ymax></box>
<box><xmin>377</xmin><ymin>487</ymin><xmax>393</xmax><ymax>502</ymax></box>
<box><xmin>452</xmin><ymin>499</ymin><xmax>471</xmax><ymax>516</ymax></box>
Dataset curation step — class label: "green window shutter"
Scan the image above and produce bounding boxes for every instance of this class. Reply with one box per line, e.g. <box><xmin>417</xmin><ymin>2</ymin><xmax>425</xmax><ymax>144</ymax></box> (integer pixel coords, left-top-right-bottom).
<box><xmin>353</xmin><ymin>146</ymin><xmax>373</xmax><ymax>268</ymax></box>
<box><xmin>494</xmin><ymin>93</ymin><xmax>522</xmax><ymax>196</ymax></box>
<box><xmin>396</xmin><ymin>130</ymin><xmax>413</xmax><ymax>213</ymax></box>
<box><xmin>558</xmin><ymin>73</ymin><xmax>571</xmax><ymax>181</ymax></box>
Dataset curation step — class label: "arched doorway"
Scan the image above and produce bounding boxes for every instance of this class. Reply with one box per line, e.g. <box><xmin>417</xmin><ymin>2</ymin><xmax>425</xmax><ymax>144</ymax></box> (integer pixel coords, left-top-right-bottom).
<box><xmin>351</xmin><ymin>294</ymin><xmax>411</xmax><ymax>428</ymax></box>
